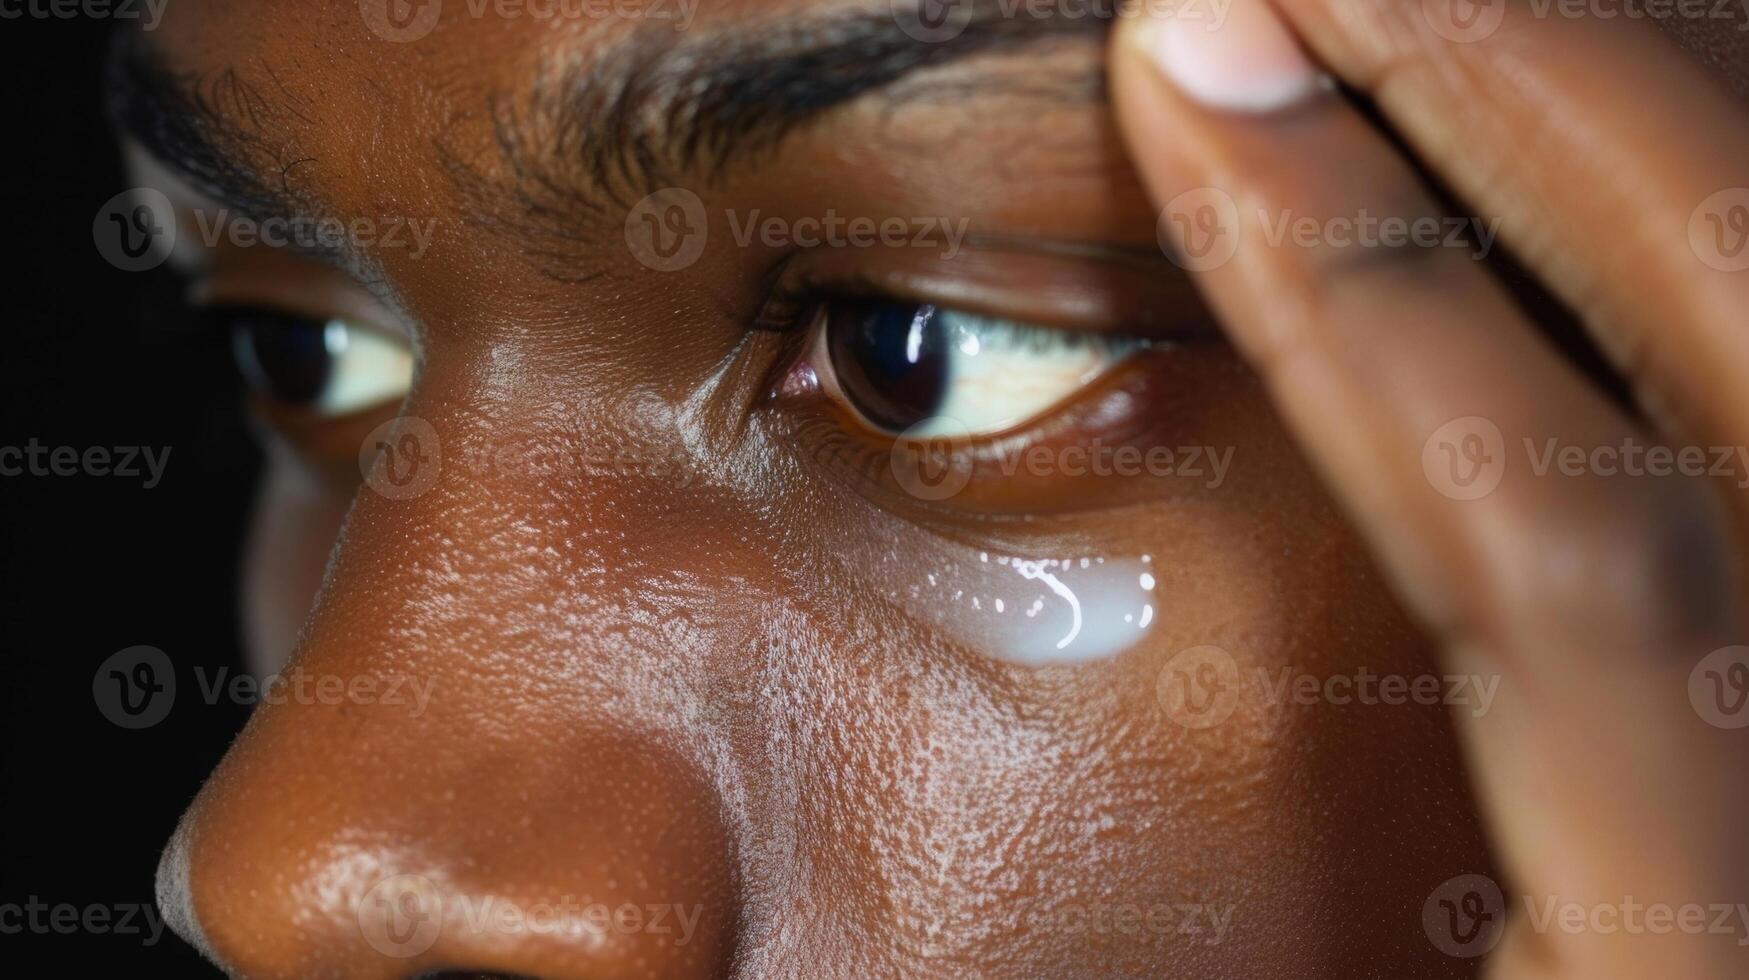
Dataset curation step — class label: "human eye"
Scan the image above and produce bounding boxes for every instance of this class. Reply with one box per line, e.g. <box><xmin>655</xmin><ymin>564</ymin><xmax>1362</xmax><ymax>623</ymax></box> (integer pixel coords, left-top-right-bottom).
<box><xmin>803</xmin><ymin>297</ymin><xmax>1153</xmax><ymax>439</ymax></box>
<box><xmin>751</xmin><ymin>251</ymin><xmax>1237</xmax><ymax>525</ymax></box>
<box><xmin>219</xmin><ymin>306</ymin><xmax>414</xmax><ymax>418</ymax></box>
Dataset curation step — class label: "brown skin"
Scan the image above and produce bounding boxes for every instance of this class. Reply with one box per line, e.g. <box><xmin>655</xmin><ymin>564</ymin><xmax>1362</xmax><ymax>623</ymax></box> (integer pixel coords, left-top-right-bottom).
<box><xmin>128</xmin><ymin>1</ymin><xmax>1748</xmax><ymax>977</ymax></box>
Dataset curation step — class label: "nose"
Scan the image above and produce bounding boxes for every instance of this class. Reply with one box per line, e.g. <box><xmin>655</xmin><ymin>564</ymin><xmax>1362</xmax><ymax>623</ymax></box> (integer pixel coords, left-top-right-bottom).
<box><xmin>156</xmin><ymin>419</ymin><xmax>739</xmax><ymax>979</ymax></box>
<box><xmin>161</xmin><ymin>726</ymin><xmax>736</xmax><ymax>978</ymax></box>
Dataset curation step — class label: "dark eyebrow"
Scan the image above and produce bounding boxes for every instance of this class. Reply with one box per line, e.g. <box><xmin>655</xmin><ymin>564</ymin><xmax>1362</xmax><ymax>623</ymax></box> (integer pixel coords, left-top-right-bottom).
<box><xmin>456</xmin><ymin>0</ymin><xmax>1118</xmax><ymax>253</ymax></box>
<box><xmin>104</xmin><ymin>29</ymin><xmax>316</xmax><ymax>225</ymax></box>
<box><xmin>564</xmin><ymin>1</ymin><xmax>1117</xmax><ymax>198</ymax></box>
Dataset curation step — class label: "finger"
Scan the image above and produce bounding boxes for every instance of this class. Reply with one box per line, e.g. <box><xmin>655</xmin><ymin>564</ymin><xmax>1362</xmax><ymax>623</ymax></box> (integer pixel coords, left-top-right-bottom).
<box><xmin>1108</xmin><ymin>6</ymin><xmax>1749</xmax><ymax>976</ymax></box>
<box><xmin>1232</xmin><ymin>0</ymin><xmax>1749</xmax><ymax>472</ymax></box>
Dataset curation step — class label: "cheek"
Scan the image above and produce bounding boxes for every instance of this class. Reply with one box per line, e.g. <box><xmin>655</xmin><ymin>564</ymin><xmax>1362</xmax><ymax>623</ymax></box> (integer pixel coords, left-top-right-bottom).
<box><xmin>771</xmin><ymin>383</ymin><xmax>1484</xmax><ymax>972</ymax></box>
<box><xmin>787</xmin><ymin>547</ymin><xmax>1480</xmax><ymax>974</ymax></box>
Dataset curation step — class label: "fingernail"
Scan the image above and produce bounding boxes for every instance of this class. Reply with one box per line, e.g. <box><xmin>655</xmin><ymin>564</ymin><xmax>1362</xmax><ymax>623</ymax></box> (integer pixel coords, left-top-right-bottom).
<box><xmin>1127</xmin><ymin>0</ymin><xmax>1324</xmax><ymax>114</ymax></box>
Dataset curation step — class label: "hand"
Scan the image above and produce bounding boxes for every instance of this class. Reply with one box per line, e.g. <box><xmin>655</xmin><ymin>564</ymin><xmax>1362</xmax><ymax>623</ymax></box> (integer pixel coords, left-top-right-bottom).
<box><xmin>1109</xmin><ymin>1</ymin><xmax>1749</xmax><ymax>975</ymax></box>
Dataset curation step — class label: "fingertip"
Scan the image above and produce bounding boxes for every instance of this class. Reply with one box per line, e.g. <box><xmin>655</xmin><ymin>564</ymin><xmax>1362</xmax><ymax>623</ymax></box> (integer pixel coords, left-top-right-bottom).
<box><xmin>1116</xmin><ymin>0</ymin><xmax>1326</xmax><ymax>116</ymax></box>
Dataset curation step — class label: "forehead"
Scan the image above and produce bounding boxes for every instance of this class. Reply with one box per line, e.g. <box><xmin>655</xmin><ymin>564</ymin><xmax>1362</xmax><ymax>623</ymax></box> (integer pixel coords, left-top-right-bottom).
<box><xmin>142</xmin><ymin>0</ymin><xmax>721</xmax><ymax>196</ymax></box>
<box><xmin>137</xmin><ymin>0</ymin><xmax>1119</xmax><ymax>212</ymax></box>
<box><xmin>140</xmin><ymin>0</ymin><xmax>1749</xmax><ymax>176</ymax></box>
<box><xmin>141</xmin><ymin>0</ymin><xmax>1035</xmax><ymax>162</ymax></box>
<box><xmin>155</xmin><ymin>0</ymin><xmax>755</xmax><ymax>79</ymax></box>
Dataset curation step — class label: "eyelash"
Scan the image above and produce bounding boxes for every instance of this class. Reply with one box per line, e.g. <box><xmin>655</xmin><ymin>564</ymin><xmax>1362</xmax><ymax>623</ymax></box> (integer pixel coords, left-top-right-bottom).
<box><xmin>752</xmin><ymin>270</ymin><xmax>883</xmax><ymax>333</ymax></box>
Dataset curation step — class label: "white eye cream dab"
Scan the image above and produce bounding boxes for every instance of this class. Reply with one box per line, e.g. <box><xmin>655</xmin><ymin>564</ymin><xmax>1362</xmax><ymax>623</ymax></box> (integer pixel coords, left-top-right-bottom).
<box><xmin>887</xmin><ymin>547</ymin><xmax>1158</xmax><ymax>666</ymax></box>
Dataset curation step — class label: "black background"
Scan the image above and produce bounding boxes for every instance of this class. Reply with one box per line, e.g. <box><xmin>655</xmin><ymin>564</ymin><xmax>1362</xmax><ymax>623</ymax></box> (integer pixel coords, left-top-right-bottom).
<box><xmin>1</xmin><ymin>13</ymin><xmax>254</xmax><ymax>973</ymax></box>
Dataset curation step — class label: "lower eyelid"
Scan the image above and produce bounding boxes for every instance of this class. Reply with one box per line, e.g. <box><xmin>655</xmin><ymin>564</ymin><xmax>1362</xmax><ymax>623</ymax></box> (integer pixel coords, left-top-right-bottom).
<box><xmin>774</xmin><ymin>347</ymin><xmax>1214</xmax><ymax>520</ymax></box>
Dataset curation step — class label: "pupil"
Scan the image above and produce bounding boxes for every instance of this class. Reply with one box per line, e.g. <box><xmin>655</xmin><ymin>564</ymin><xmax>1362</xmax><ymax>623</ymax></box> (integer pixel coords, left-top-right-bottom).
<box><xmin>826</xmin><ymin>300</ymin><xmax>949</xmax><ymax>432</ymax></box>
<box><xmin>224</xmin><ymin>308</ymin><xmax>334</xmax><ymax>406</ymax></box>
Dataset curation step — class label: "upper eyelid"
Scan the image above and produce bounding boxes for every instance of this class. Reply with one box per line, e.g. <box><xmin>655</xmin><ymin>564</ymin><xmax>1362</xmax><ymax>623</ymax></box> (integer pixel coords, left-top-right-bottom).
<box><xmin>194</xmin><ymin>270</ymin><xmax>412</xmax><ymax>344</ymax></box>
<box><xmin>755</xmin><ymin>245</ymin><xmax>1220</xmax><ymax>341</ymax></box>
<box><xmin>204</xmin><ymin>303</ymin><xmax>412</xmax><ymax>347</ymax></box>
